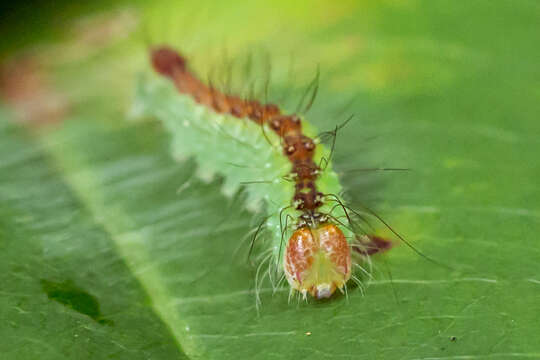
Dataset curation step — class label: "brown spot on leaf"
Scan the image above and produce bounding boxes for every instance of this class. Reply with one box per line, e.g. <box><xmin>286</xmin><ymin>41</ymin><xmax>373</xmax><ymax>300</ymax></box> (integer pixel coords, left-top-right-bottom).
<box><xmin>353</xmin><ymin>234</ymin><xmax>393</xmax><ymax>256</ymax></box>
<box><xmin>0</xmin><ymin>55</ymin><xmax>68</xmax><ymax>126</ymax></box>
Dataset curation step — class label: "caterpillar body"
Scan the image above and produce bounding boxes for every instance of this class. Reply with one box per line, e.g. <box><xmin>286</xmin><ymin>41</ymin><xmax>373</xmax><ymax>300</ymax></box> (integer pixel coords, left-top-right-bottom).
<box><xmin>133</xmin><ymin>46</ymin><xmax>385</xmax><ymax>300</ymax></box>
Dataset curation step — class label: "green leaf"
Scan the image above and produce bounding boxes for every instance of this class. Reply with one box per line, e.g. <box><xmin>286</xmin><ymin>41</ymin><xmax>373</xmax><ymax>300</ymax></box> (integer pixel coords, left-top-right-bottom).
<box><xmin>0</xmin><ymin>113</ymin><xmax>187</xmax><ymax>359</ymax></box>
<box><xmin>1</xmin><ymin>1</ymin><xmax>539</xmax><ymax>359</ymax></box>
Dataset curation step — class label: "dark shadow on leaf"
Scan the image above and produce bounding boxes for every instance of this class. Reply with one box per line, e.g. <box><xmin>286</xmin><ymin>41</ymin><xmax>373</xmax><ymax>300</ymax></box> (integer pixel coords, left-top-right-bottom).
<box><xmin>41</xmin><ymin>278</ymin><xmax>113</xmax><ymax>326</ymax></box>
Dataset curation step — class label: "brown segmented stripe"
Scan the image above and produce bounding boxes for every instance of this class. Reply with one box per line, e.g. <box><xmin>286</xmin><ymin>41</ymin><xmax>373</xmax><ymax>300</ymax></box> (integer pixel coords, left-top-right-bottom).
<box><xmin>151</xmin><ymin>46</ymin><xmax>324</xmax><ymax>213</ymax></box>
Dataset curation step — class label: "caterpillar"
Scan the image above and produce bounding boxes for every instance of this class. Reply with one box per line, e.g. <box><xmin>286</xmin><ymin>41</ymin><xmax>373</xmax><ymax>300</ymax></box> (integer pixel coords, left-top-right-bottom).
<box><xmin>132</xmin><ymin>46</ymin><xmax>391</xmax><ymax>301</ymax></box>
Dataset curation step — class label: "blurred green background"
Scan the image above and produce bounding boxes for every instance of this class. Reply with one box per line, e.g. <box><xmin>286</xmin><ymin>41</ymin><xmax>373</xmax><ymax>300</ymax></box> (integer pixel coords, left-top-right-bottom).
<box><xmin>1</xmin><ymin>1</ymin><xmax>539</xmax><ymax>359</ymax></box>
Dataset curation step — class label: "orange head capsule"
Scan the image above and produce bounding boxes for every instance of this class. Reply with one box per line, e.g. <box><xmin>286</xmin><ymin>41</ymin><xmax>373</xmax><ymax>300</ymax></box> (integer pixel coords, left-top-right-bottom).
<box><xmin>284</xmin><ymin>223</ymin><xmax>351</xmax><ymax>299</ymax></box>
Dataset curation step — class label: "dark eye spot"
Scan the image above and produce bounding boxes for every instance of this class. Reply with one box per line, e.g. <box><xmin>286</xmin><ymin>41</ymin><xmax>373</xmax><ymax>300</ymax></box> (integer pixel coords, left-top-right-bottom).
<box><xmin>294</xmin><ymin>194</ymin><xmax>305</xmax><ymax>210</ymax></box>
<box><xmin>271</xmin><ymin>118</ymin><xmax>281</xmax><ymax>130</ymax></box>
<box><xmin>313</xmin><ymin>192</ymin><xmax>324</xmax><ymax>207</ymax></box>
<box><xmin>286</xmin><ymin>145</ymin><xmax>296</xmax><ymax>155</ymax></box>
<box><xmin>303</xmin><ymin>140</ymin><xmax>315</xmax><ymax>151</ymax></box>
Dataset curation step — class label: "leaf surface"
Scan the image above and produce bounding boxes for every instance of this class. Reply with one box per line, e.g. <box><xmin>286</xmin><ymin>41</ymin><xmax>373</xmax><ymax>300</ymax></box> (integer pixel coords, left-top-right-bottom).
<box><xmin>1</xmin><ymin>1</ymin><xmax>539</xmax><ymax>359</ymax></box>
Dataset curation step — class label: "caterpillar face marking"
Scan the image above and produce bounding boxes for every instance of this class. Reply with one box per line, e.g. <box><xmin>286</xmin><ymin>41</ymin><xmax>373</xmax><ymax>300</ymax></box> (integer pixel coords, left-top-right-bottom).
<box><xmin>150</xmin><ymin>46</ymin><xmax>352</xmax><ymax>299</ymax></box>
<box><xmin>285</xmin><ymin>223</ymin><xmax>351</xmax><ymax>299</ymax></box>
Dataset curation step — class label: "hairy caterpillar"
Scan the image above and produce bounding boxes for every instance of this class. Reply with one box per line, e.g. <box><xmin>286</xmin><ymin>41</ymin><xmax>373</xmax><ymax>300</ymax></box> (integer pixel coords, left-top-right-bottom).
<box><xmin>132</xmin><ymin>46</ymin><xmax>392</xmax><ymax>300</ymax></box>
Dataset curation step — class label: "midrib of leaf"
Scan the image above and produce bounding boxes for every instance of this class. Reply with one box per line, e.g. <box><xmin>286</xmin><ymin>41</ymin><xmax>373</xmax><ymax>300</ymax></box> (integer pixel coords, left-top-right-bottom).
<box><xmin>1</xmin><ymin>112</ymin><xmax>190</xmax><ymax>359</ymax></box>
<box><xmin>40</xmin><ymin>132</ymin><xmax>201</xmax><ymax>359</ymax></box>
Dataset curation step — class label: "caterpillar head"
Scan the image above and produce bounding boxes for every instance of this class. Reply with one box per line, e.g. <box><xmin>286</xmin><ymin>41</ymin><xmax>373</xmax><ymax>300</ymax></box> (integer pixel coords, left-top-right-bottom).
<box><xmin>284</xmin><ymin>223</ymin><xmax>351</xmax><ymax>299</ymax></box>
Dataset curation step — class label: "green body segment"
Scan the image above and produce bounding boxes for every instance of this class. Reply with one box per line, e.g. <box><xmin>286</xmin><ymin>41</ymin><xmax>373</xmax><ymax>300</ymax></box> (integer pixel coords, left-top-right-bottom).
<box><xmin>131</xmin><ymin>73</ymin><xmax>352</xmax><ymax>269</ymax></box>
